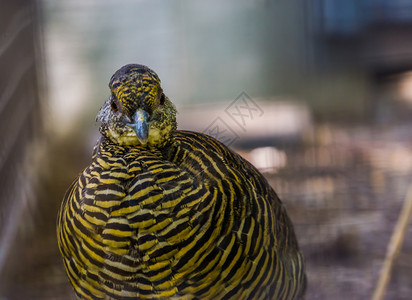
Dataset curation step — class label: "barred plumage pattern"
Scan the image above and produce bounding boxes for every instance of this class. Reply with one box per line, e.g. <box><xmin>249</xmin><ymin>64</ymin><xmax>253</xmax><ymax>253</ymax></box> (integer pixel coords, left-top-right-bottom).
<box><xmin>57</xmin><ymin>64</ymin><xmax>306</xmax><ymax>299</ymax></box>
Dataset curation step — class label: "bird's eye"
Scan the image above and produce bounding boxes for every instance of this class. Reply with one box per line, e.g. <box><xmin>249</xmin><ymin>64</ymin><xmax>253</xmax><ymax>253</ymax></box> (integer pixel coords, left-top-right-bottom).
<box><xmin>110</xmin><ymin>99</ymin><xmax>118</xmax><ymax>112</ymax></box>
<box><xmin>159</xmin><ymin>93</ymin><xmax>165</xmax><ymax>105</ymax></box>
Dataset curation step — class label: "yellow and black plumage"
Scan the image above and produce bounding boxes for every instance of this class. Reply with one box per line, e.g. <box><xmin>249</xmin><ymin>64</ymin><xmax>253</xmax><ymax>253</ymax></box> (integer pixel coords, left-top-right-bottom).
<box><xmin>57</xmin><ymin>64</ymin><xmax>306</xmax><ymax>299</ymax></box>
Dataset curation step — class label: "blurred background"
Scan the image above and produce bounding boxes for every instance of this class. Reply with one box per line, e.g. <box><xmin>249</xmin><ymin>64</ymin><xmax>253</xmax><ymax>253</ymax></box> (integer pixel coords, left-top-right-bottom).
<box><xmin>1</xmin><ymin>0</ymin><xmax>412</xmax><ymax>299</ymax></box>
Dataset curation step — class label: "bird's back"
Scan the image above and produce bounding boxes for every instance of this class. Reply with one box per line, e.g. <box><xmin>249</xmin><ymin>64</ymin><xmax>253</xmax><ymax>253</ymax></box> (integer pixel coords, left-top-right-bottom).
<box><xmin>58</xmin><ymin>130</ymin><xmax>306</xmax><ymax>299</ymax></box>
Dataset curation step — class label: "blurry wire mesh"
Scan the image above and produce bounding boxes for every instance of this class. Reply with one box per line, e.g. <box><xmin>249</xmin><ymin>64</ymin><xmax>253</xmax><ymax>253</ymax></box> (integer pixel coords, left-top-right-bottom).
<box><xmin>0</xmin><ymin>0</ymin><xmax>42</xmax><ymax>276</ymax></box>
<box><xmin>0</xmin><ymin>0</ymin><xmax>73</xmax><ymax>298</ymax></box>
<box><xmin>1</xmin><ymin>0</ymin><xmax>412</xmax><ymax>300</ymax></box>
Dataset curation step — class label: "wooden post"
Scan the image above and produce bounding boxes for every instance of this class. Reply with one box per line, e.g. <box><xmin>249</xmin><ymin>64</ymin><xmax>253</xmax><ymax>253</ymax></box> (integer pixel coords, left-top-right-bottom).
<box><xmin>372</xmin><ymin>185</ymin><xmax>412</xmax><ymax>300</ymax></box>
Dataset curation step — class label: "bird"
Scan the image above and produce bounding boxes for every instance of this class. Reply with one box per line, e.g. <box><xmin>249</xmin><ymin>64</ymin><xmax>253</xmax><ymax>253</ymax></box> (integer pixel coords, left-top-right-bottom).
<box><xmin>57</xmin><ymin>64</ymin><xmax>306</xmax><ymax>300</ymax></box>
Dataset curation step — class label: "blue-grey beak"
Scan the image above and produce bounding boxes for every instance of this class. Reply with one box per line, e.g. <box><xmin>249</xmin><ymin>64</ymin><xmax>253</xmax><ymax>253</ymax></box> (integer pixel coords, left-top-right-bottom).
<box><xmin>128</xmin><ymin>109</ymin><xmax>149</xmax><ymax>145</ymax></box>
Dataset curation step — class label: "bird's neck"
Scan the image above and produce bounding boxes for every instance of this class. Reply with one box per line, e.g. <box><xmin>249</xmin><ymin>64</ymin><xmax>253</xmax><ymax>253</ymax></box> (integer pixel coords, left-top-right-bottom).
<box><xmin>95</xmin><ymin>135</ymin><xmax>171</xmax><ymax>160</ymax></box>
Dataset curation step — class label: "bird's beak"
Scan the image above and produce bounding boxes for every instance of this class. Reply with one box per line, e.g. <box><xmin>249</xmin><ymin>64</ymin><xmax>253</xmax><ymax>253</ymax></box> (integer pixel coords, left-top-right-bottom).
<box><xmin>128</xmin><ymin>109</ymin><xmax>149</xmax><ymax>145</ymax></box>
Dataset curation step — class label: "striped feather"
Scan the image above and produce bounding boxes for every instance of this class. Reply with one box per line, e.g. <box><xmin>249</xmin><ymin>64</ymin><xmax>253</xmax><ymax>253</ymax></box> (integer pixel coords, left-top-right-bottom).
<box><xmin>58</xmin><ymin>130</ymin><xmax>306</xmax><ymax>299</ymax></box>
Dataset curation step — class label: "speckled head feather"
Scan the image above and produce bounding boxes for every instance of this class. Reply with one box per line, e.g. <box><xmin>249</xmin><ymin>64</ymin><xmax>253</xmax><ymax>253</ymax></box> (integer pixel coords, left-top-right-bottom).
<box><xmin>109</xmin><ymin>64</ymin><xmax>161</xmax><ymax>114</ymax></box>
<box><xmin>97</xmin><ymin>64</ymin><xmax>177</xmax><ymax>147</ymax></box>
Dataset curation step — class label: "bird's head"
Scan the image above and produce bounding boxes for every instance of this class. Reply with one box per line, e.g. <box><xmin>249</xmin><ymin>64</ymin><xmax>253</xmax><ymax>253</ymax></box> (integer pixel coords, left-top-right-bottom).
<box><xmin>96</xmin><ymin>64</ymin><xmax>177</xmax><ymax>147</ymax></box>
